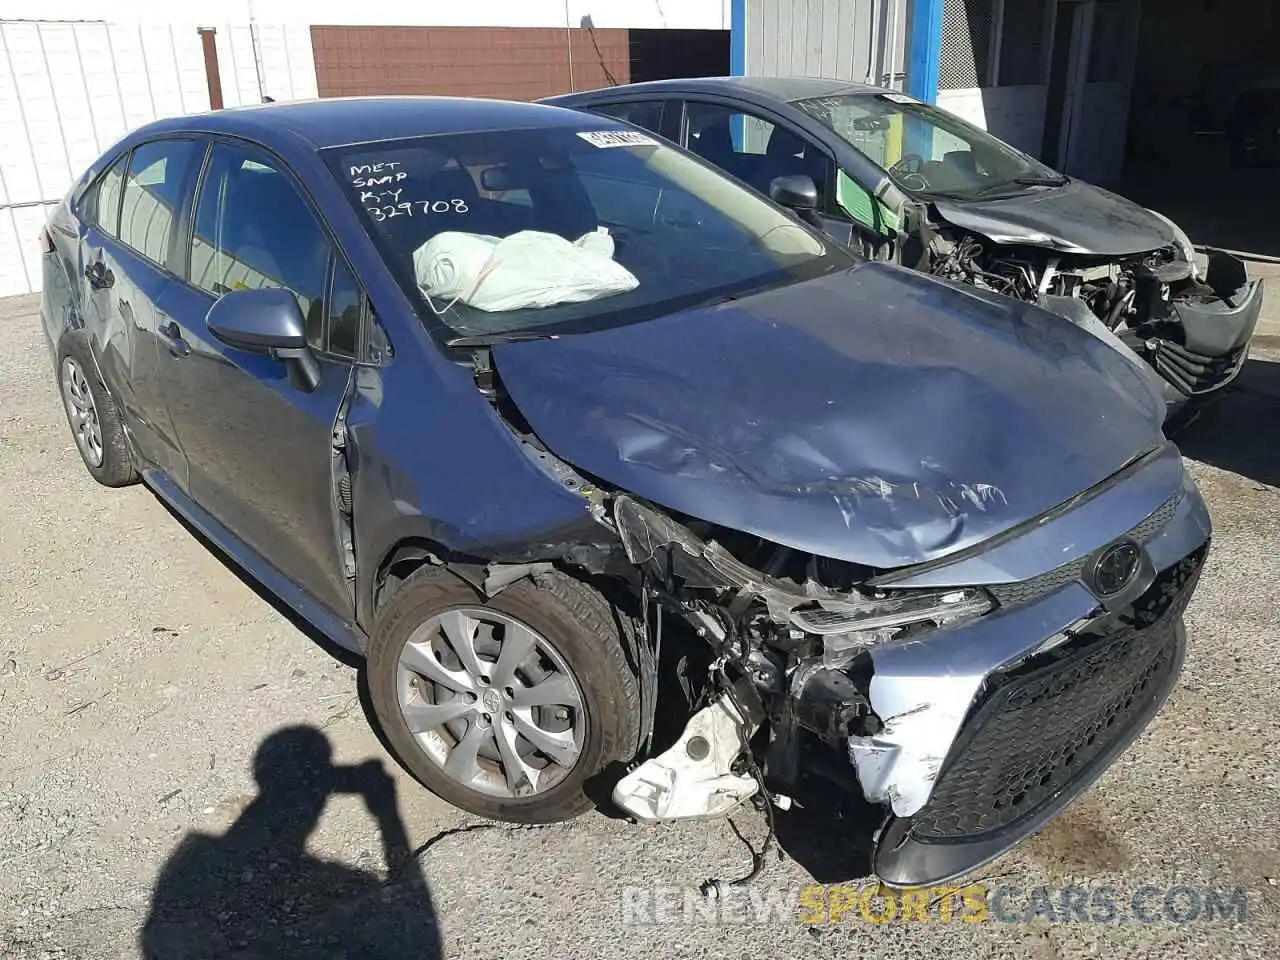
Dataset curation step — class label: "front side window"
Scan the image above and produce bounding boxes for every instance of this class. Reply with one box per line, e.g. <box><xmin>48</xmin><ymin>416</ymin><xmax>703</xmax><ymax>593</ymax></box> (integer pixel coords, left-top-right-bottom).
<box><xmin>119</xmin><ymin>139</ymin><xmax>202</xmax><ymax>264</ymax></box>
<box><xmin>189</xmin><ymin>143</ymin><xmax>331</xmax><ymax>343</ymax></box>
<box><xmin>325</xmin><ymin>126</ymin><xmax>846</xmax><ymax>341</ymax></box>
<box><xmin>794</xmin><ymin>92</ymin><xmax>1063</xmax><ymax>199</ymax></box>
<box><xmin>328</xmin><ymin>257</ymin><xmax>362</xmax><ymax>358</ymax></box>
<box><xmin>683</xmin><ymin>101</ymin><xmax>831</xmax><ymax>203</ymax></box>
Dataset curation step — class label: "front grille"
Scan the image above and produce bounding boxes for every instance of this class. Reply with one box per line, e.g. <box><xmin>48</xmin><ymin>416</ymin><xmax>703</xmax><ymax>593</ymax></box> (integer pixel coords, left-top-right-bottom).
<box><xmin>988</xmin><ymin>559</ymin><xmax>1085</xmax><ymax>608</ymax></box>
<box><xmin>911</xmin><ymin>547</ymin><xmax>1205</xmax><ymax>842</ymax></box>
<box><xmin>988</xmin><ymin>488</ymin><xmax>1183</xmax><ymax>608</ymax></box>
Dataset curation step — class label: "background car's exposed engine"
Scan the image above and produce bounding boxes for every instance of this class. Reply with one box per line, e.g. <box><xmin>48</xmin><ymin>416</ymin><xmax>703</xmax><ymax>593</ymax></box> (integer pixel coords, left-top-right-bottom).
<box><xmin>923</xmin><ymin>229</ymin><xmax>1193</xmax><ymax>328</ymax></box>
<box><xmin>913</xmin><ymin>223</ymin><xmax>1259</xmax><ymax>401</ymax></box>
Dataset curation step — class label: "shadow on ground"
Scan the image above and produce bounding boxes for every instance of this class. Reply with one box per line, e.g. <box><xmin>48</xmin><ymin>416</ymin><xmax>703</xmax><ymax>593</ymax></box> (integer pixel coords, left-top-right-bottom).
<box><xmin>1177</xmin><ymin>356</ymin><xmax>1280</xmax><ymax>489</ymax></box>
<box><xmin>140</xmin><ymin>725</ymin><xmax>441</xmax><ymax>959</ymax></box>
<box><xmin>770</xmin><ymin>780</ymin><xmax>878</xmax><ymax>884</ymax></box>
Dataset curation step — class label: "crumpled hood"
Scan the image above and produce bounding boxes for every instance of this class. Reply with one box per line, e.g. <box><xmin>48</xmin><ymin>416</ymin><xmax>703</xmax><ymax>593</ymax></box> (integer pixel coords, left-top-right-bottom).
<box><xmin>492</xmin><ymin>262</ymin><xmax>1166</xmax><ymax>570</ymax></box>
<box><xmin>931</xmin><ymin>178</ymin><xmax>1178</xmax><ymax>257</ymax></box>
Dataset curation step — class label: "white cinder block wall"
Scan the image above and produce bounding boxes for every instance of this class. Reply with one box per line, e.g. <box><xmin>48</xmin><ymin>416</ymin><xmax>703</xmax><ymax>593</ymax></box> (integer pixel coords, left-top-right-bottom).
<box><xmin>0</xmin><ymin>15</ymin><xmax>316</xmax><ymax>296</ymax></box>
<box><xmin>1</xmin><ymin>0</ymin><xmax>729</xmax><ymax>296</ymax></box>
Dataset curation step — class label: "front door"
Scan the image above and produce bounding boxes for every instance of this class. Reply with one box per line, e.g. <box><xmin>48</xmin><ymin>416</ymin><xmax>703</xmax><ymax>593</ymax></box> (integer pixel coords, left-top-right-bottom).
<box><xmin>158</xmin><ymin>140</ymin><xmax>360</xmax><ymax>618</ymax></box>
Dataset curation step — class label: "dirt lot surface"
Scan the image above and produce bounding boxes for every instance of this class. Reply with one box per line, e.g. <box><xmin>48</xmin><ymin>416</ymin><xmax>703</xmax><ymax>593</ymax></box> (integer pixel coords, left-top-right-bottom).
<box><xmin>2</xmin><ymin>292</ymin><xmax>1278</xmax><ymax>959</ymax></box>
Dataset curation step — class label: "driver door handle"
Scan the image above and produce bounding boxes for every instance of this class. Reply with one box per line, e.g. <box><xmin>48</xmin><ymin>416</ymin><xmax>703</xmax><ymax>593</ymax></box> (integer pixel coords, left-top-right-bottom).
<box><xmin>158</xmin><ymin>319</ymin><xmax>190</xmax><ymax>359</ymax></box>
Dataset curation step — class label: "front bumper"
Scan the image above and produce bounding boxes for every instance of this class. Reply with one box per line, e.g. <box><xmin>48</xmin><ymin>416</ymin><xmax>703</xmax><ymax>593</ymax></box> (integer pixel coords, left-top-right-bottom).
<box><xmin>1138</xmin><ymin>252</ymin><xmax>1265</xmax><ymax>402</ymax></box>
<box><xmin>873</xmin><ymin>555</ymin><xmax>1199</xmax><ymax>886</ymax></box>
<box><xmin>842</xmin><ymin>453</ymin><xmax>1212</xmax><ymax>887</ymax></box>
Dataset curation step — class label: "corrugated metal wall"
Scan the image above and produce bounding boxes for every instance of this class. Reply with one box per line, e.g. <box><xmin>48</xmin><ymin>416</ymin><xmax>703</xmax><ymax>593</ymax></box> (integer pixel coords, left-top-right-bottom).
<box><xmin>0</xmin><ymin>19</ymin><xmax>316</xmax><ymax>297</ymax></box>
<box><xmin>743</xmin><ymin>0</ymin><xmax>909</xmax><ymax>88</ymax></box>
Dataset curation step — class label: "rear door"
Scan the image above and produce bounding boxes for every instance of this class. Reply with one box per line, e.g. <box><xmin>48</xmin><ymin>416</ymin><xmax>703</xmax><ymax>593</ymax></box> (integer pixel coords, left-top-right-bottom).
<box><xmin>73</xmin><ymin>138</ymin><xmax>205</xmax><ymax>482</ymax></box>
<box><xmin>156</xmin><ymin>139</ymin><xmax>363</xmax><ymax>618</ymax></box>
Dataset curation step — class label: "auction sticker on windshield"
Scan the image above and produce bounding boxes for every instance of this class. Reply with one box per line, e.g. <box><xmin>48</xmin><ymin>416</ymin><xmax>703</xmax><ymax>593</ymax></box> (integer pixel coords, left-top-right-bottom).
<box><xmin>577</xmin><ymin>130</ymin><xmax>659</xmax><ymax>148</ymax></box>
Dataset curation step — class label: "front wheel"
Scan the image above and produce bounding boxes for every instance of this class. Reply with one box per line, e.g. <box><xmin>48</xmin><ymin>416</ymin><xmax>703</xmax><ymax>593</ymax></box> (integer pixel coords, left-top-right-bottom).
<box><xmin>366</xmin><ymin>567</ymin><xmax>641</xmax><ymax>823</ymax></box>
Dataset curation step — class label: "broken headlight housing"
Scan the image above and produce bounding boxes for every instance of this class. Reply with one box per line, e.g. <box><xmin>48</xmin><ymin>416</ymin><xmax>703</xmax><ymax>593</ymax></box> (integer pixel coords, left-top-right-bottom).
<box><xmin>1145</xmin><ymin>208</ymin><xmax>1200</xmax><ymax>280</ymax></box>
<box><xmin>789</xmin><ymin>587</ymin><xmax>994</xmax><ymax>638</ymax></box>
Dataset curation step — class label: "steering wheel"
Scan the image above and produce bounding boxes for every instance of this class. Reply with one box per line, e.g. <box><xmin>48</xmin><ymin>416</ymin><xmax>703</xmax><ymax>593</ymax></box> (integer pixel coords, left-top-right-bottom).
<box><xmin>888</xmin><ymin>153</ymin><xmax>931</xmax><ymax>192</ymax></box>
<box><xmin>888</xmin><ymin>152</ymin><xmax>924</xmax><ymax>177</ymax></box>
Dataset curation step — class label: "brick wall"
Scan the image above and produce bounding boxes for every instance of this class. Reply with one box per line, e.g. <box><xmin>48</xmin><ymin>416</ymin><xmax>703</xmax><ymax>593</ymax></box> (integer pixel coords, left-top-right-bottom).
<box><xmin>310</xmin><ymin>25</ymin><xmax>631</xmax><ymax>101</ymax></box>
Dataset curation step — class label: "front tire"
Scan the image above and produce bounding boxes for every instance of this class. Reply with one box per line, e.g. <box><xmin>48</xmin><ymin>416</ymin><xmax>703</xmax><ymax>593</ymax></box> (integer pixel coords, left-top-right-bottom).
<box><xmin>56</xmin><ymin>336</ymin><xmax>137</xmax><ymax>487</ymax></box>
<box><xmin>366</xmin><ymin>567</ymin><xmax>641</xmax><ymax>823</ymax></box>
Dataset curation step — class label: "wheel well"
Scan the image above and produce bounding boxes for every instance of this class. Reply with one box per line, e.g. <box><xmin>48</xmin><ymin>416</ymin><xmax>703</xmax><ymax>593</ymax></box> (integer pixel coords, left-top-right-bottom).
<box><xmin>373</xmin><ymin>538</ymin><xmax>450</xmax><ymax>614</ymax></box>
<box><xmin>371</xmin><ymin>537</ymin><xmax>643</xmax><ymax>622</ymax></box>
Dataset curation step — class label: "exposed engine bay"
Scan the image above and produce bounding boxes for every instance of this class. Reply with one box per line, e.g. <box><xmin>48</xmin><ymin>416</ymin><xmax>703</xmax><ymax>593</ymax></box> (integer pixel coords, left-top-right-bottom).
<box><xmin>898</xmin><ymin>202</ymin><xmax>1264</xmax><ymax>408</ymax></box>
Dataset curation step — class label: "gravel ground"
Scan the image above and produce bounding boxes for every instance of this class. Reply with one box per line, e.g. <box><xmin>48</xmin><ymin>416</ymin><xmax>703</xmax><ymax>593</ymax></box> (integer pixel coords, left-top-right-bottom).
<box><xmin>1</xmin><ymin>292</ymin><xmax>1278</xmax><ymax>959</ymax></box>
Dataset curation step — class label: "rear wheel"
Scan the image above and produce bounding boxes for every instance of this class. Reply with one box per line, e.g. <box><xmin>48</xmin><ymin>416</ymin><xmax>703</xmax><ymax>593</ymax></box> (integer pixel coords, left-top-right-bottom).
<box><xmin>366</xmin><ymin>567</ymin><xmax>641</xmax><ymax>822</ymax></box>
<box><xmin>56</xmin><ymin>337</ymin><xmax>137</xmax><ymax>487</ymax></box>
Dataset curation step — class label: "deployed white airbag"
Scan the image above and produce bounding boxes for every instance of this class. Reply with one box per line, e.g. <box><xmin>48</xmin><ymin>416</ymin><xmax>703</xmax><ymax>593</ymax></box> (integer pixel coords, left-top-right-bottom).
<box><xmin>414</xmin><ymin>228</ymin><xmax>639</xmax><ymax>313</ymax></box>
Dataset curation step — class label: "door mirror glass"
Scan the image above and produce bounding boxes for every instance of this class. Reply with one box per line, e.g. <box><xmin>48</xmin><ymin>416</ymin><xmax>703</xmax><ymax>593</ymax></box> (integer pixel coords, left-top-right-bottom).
<box><xmin>207</xmin><ymin>287</ymin><xmax>309</xmax><ymax>352</ymax></box>
<box><xmin>769</xmin><ymin>174</ymin><xmax>819</xmax><ymax>211</ymax></box>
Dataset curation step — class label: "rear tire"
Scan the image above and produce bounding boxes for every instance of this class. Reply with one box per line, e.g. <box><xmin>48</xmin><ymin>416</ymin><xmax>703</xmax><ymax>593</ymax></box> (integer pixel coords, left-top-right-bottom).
<box><xmin>366</xmin><ymin>567</ymin><xmax>641</xmax><ymax>823</ymax></box>
<box><xmin>56</xmin><ymin>336</ymin><xmax>137</xmax><ymax>487</ymax></box>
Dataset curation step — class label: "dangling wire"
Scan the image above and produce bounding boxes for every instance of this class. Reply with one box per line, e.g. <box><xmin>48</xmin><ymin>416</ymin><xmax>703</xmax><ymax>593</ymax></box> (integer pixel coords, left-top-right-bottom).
<box><xmin>699</xmin><ymin>607</ymin><xmax>784</xmax><ymax>896</ymax></box>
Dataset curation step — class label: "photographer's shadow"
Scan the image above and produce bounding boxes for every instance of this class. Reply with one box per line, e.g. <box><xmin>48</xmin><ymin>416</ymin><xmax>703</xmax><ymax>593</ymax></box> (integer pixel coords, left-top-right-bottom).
<box><xmin>141</xmin><ymin>725</ymin><xmax>441</xmax><ymax>959</ymax></box>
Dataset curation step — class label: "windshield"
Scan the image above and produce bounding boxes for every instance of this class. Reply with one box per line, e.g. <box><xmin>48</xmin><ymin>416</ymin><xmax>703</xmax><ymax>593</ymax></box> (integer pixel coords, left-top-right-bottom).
<box><xmin>325</xmin><ymin>127</ymin><xmax>850</xmax><ymax>341</ymax></box>
<box><xmin>793</xmin><ymin>92</ymin><xmax>1065</xmax><ymax>200</ymax></box>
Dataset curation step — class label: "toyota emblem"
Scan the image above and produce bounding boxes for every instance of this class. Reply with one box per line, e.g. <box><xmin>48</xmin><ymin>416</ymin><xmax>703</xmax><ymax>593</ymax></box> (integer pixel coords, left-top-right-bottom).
<box><xmin>1091</xmin><ymin>541</ymin><xmax>1141</xmax><ymax>597</ymax></box>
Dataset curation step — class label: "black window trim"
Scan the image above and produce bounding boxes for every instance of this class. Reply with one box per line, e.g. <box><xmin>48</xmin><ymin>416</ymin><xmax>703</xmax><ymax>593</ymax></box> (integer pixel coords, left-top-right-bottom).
<box><xmin>178</xmin><ymin>132</ymin><xmax>383</xmax><ymax>366</ymax></box>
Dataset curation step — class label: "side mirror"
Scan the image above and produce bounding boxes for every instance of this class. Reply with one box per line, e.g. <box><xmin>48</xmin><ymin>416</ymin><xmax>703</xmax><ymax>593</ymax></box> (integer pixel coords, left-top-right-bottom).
<box><xmin>206</xmin><ymin>287</ymin><xmax>321</xmax><ymax>392</ymax></box>
<box><xmin>769</xmin><ymin>174</ymin><xmax>819</xmax><ymax>212</ymax></box>
<box><xmin>480</xmin><ymin>165</ymin><xmax>525</xmax><ymax>192</ymax></box>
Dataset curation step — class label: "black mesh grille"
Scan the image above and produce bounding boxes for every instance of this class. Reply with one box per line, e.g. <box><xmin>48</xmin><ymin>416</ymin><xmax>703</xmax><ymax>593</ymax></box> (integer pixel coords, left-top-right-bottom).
<box><xmin>988</xmin><ymin>559</ymin><xmax>1085</xmax><ymax>607</ymax></box>
<box><xmin>912</xmin><ymin>547</ymin><xmax>1205</xmax><ymax>842</ymax></box>
<box><xmin>988</xmin><ymin>489</ymin><xmax>1183</xmax><ymax>608</ymax></box>
<box><xmin>1127</xmin><ymin>490</ymin><xmax>1181</xmax><ymax>543</ymax></box>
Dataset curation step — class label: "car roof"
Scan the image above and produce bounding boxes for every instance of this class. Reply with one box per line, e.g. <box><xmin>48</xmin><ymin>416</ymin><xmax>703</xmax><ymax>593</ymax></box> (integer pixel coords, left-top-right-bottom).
<box><xmin>122</xmin><ymin>96</ymin><xmax>616</xmax><ymax>153</ymax></box>
<box><xmin>546</xmin><ymin>76</ymin><xmax>890</xmax><ymax>104</ymax></box>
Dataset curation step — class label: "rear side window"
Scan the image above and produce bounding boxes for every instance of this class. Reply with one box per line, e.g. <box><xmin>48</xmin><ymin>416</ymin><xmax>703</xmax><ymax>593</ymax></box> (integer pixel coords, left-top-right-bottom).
<box><xmin>684</xmin><ymin>100</ymin><xmax>832</xmax><ymax>206</ymax></box>
<box><xmin>590</xmin><ymin>100</ymin><xmax>665</xmax><ymax>136</ymax></box>
<box><xmin>119</xmin><ymin>139</ymin><xmax>202</xmax><ymax>265</ymax></box>
<box><xmin>86</xmin><ymin>154</ymin><xmax>129</xmax><ymax>237</ymax></box>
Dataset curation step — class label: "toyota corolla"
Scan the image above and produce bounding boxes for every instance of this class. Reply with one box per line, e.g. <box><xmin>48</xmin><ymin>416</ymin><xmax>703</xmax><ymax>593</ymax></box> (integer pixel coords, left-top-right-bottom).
<box><xmin>40</xmin><ymin>97</ymin><xmax>1211</xmax><ymax>887</ymax></box>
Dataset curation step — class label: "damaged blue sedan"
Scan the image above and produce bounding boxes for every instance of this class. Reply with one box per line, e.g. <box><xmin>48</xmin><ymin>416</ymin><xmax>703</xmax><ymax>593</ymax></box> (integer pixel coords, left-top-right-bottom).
<box><xmin>40</xmin><ymin>97</ymin><xmax>1211</xmax><ymax>887</ymax></box>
